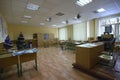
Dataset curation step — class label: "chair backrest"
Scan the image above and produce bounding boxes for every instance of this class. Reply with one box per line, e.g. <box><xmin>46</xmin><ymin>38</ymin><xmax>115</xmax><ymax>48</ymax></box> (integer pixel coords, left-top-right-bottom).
<box><xmin>101</xmin><ymin>34</ymin><xmax>113</xmax><ymax>41</ymax></box>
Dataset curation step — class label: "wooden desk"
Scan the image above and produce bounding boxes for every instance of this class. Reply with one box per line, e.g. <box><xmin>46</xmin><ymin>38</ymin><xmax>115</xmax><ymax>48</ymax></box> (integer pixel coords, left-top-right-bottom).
<box><xmin>0</xmin><ymin>48</ymin><xmax>38</xmax><ymax>77</ymax></box>
<box><xmin>74</xmin><ymin>42</ymin><xmax>104</xmax><ymax>69</ymax></box>
<box><xmin>0</xmin><ymin>53</ymin><xmax>18</xmax><ymax>68</ymax></box>
<box><xmin>19</xmin><ymin>52</ymin><xmax>37</xmax><ymax>76</ymax></box>
<box><xmin>0</xmin><ymin>53</ymin><xmax>20</xmax><ymax>78</ymax></box>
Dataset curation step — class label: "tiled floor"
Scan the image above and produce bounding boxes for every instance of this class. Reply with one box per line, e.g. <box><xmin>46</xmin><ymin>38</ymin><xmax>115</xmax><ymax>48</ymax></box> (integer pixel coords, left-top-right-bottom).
<box><xmin>1</xmin><ymin>47</ymin><xmax>98</xmax><ymax>80</ymax></box>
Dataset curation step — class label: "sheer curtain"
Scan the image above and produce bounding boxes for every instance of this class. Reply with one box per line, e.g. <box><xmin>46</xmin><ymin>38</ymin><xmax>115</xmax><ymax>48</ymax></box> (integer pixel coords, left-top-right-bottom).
<box><xmin>73</xmin><ymin>22</ymin><xmax>87</xmax><ymax>41</ymax></box>
<box><xmin>59</xmin><ymin>27</ymin><xmax>68</xmax><ymax>40</ymax></box>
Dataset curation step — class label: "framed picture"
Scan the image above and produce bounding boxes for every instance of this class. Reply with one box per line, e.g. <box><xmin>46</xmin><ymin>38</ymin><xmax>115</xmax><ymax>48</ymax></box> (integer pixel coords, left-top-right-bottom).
<box><xmin>44</xmin><ymin>33</ymin><xmax>49</xmax><ymax>40</ymax></box>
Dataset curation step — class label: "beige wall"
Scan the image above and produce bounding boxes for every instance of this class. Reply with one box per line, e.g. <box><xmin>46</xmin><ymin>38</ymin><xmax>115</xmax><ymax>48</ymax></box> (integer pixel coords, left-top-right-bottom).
<box><xmin>94</xmin><ymin>19</ymin><xmax>99</xmax><ymax>39</ymax></box>
<box><xmin>8</xmin><ymin>24</ymin><xmax>58</xmax><ymax>40</ymax></box>
<box><xmin>87</xmin><ymin>19</ymin><xmax>97</xmax><ymax>40</ymax></box>
<box><xmin>89</xmin><ymin>19</ymin><xmax>95</xmax><ymax>38</ymax></box>
<box><xmin>7</xmin><ymin>20</ymin><xmax>97</xmax><ymax>41</ymax></box>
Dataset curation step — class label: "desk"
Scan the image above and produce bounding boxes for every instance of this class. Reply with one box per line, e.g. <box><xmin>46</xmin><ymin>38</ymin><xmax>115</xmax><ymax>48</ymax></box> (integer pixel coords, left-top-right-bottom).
<box><xmin>0</xmin><ymin>53</ymin><xmax>20</xmax><ymax>78</ymax></box>
<box><xmin>74</xmin><ymin>42</ymin><xmax>104</xmax><ymax>69</ymax></box>
<box><xmin>19</xmin><ymin>52</ymin><xmax>37</xmax><ymax>76</ymax></box>
<box><xmin>0</xmin><ymin>48</ymin><xmax>38</xmax><ymax>77</ymax></box>
<box><xmin>0</xmin><ymin>53</ymin><xmax>18</xmax><ymax>68</ymax></box>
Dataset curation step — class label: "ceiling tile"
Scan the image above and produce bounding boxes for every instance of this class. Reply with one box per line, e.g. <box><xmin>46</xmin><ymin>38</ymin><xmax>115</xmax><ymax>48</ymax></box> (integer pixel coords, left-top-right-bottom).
<box><xmin>0</xmin><ymin>0</ymin><xmax>120</xmax><ymax>27</ymax></box>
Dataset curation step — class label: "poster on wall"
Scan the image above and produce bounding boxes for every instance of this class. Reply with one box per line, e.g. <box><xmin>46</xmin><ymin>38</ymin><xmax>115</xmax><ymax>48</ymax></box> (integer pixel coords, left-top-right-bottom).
<box><xmin>44</xmin><ymin>33</ymin><xmax>49</xmax><ymax>40</ymax></box>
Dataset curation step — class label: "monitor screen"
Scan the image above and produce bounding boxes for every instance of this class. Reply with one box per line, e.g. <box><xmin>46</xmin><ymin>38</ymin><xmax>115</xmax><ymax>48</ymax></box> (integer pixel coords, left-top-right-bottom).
<box><xmin>105</xmin><ymin>25</ymin><xmax>112</xmax><ymax>33</ymax></box>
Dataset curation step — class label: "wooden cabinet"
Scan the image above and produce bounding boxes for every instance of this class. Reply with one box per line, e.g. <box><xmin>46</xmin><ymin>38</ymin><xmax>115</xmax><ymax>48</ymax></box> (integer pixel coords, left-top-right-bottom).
<box><xmin>32</xmin><ymin>33</ymin><xmax>54</xmax><ymax>48</ymax></box>
<box><xmin>32</xmin><ymin>33</ymin><xmax>38</xmax><ymax>48</ymax></box>
<box><xmin>75</xmin><ymin>42</ymin><xmax>104</xmax><ymax>69</ymax></box>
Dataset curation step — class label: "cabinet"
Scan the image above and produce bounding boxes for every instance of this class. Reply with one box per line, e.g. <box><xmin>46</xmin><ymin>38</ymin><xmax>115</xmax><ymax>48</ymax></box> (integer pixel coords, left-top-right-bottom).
<box><xmin>32</xmin><ymin>33</ymin><xmax>38</xmax><ymax>48</ymax></box>
<box><xmin>32</xmin><ymin>33</ymin><xmax>54</xmax><ymax>47</ymax></box>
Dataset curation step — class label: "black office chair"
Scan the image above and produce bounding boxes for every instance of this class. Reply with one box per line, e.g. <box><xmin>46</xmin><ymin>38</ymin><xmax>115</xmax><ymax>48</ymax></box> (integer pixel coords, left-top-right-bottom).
<box><xmin>104</xmin><ymin>38</ymin><xmax>116</xmax><ymax>53</ymax></box>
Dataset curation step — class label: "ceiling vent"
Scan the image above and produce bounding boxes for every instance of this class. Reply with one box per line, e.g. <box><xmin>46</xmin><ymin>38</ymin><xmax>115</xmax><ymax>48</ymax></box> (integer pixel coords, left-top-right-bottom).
<box><xmin>56</xmin><ymin>12</ymin><xmax>64</xmax><ymax>16</ymax></box>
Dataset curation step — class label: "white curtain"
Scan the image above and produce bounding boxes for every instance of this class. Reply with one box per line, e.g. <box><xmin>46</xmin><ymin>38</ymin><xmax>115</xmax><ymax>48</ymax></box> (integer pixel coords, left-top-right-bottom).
<box><xmin>73</xmin><ymin>22</ymin><xmax>87</xmax><ymax>41</ymax></box>
<box><xmin>59</xmin><ymin>27</ymin><xmax>68</xmax><ymax>40</ymax></box>
<box><xmin>114</xmin><ymin>24</ymin><xmax>120</xmax><ymax>42</ymax></box>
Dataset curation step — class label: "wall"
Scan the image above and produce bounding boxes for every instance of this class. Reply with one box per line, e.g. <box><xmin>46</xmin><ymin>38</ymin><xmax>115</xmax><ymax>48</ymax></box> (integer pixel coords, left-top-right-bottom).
<box><xmin>89</xmin><ymin>19</ymin><xmax>95</xmax><ymax>38</ymax></box>
<box><xmin>7</xmin><ymin>24</ymin><xmax>58</xmax><ymax>40</ymax></box>
<box><xmin>86</xmin><ymin>19</ymin><xmax>96</xmax><ymax>40</ymax></box>
<box><xmin>94</xmin><ymin>18</ymin><xmax>99</xmax><ymax>39</ymax></box>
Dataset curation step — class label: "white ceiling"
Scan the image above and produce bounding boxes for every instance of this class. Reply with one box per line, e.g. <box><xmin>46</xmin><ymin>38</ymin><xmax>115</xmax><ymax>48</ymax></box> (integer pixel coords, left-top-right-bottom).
<box><xmin>0</xmin><ymin>0</ymin><xmax>120</xmax><ymax>28</ymax></box>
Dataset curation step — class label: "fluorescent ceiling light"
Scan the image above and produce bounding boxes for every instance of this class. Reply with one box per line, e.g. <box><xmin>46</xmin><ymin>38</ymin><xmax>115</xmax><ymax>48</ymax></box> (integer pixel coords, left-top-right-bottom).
<box><xmin>23</xmin><ymin>15</ymin><xmax>32</xmax><ymax>19</ymax></box>
<box><xmin>62</xmin><ymin>21</ymin><xmax>66</xmax><ymax>24</ymax></box>
<box><xmin>52</xmin><ymin>25</ymin><xmax>57</xmax><ymax>27</ymax></box>
<box><xmin>27</xmin><ymin>3</ymin><xmax>40</xmax><ymax>10</ymax></box>
<box><xmin>76</xmin><ymin>0</ymin><xmax>92</xmax><ymax>6</ymax></box>
<box><xmin>62</xmin><ymin>20</ymin><xmax>68</xmax><ymax>24</ymax></box>
<box><xmin>46</xmin><ymin>17</ymin><xmax>52</xmax><ymax>22</ymax></box>
<box><xmin>40</xmin><ymin>23</ymin><xmax>45</xmax><ymax>25</ymax></box>
<box><xmin>97</xmin><ymin>8</ymin><xmax>106</xmax><ymax>13</ymax></box>
<box><xmin>73</xmin><ymin>17</ymin><xmax>78</xmax><ymax>20</ymax></box>
<box><xmin>21</xmin><ymin>21</ymin><xmax>28</xmax><ymax>23</ymax></box>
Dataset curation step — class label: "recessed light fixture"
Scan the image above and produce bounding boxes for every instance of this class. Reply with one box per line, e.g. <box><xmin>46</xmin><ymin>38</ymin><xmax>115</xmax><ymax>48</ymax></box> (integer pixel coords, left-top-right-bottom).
<box><xmin>62</xmin><ymin>21</ymin><xmax>66</xmax><ymax>24</ymax></box>
<box><xmin>52</xmin><ymin>25</ymin><xmax>57</xmax><ymax>27</ymax></box>
<box><xmin>23</xmin><ymin>15</ymin><xmax>32</xmax><ymax>19</ymax></box>
<box><xmin>76</xmin><ymin>0</ymin><xmax>92</xmax><ymax>6</ymax></box>
<box><xmin>40</xmin><ymin>23</ymin><xmax>45</xmax><ymax>25</ymax></box>
<box><xmin>62</xmin><ymin>20</ymin><xmax>68</xmax><ymax>24</ymax></box>
<box><xmin>74</xmin><ymin>17</ymin><xmax>78</xmax><ymax>20</ymax></box>
<box><xmin>97</xmin><ymin>8</ymin><xmax>106</xmax><ymax>13</ymax></box>
<box><xmin>27</xmin><ymin>3</ymin><xmax>40</xmax><ymax>10</ymax></box>
<box><xmin>46</xmin><ymin>17</ymin><xmax>52</xmax><ymax>22</ymax></box>
<box><xmin>73</xmin><ymin>14</ymin><xmax>81</xmax><ymax>20</ymax></box>
<box><xmin>21</xmin><ymin>21</ymin><xmax>28</xmax><ymax>23</ymax></box>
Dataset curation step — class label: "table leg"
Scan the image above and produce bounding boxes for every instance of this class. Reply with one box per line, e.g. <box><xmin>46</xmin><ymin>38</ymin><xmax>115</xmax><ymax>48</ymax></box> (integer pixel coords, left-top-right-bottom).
<box><xmin>0</xmin><ymin>68</ymin><xmax>3</xmax><ymax>73</ymax></box>
<box><xmin>17</xmin><ymin>64</ymin><xmax>22</xmax><ymax>77</ymax></box>
<box><xmin>35</xmin><ymin>59</ymin><xmax>38</xmax><ymax>71</ymax></box>
<box><xmin>0</xmin><ymin>69</ymin><xmax>2</xmax><ymax>80</ymax></box>
<box><xmin>20</xmin><ymin>63</ymin><xmax>22</xmax><ymax>76</ymax></box>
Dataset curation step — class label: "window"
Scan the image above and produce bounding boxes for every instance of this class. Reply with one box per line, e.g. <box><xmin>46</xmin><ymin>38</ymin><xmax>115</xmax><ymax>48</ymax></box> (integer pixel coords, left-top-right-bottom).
<box><xmin>59</xmin><ymin>27</ymin><xmax>68</xmax><ymax>40</ymax></box>
<box><xmin>73</xmin><ymin>22</ymin><xmax>87</xmax><ymax>41</ymax></box>
<box><xmin>98</xmin><ymin>16</ymin><xmax>120</xmax><ymax>41</ymax></box>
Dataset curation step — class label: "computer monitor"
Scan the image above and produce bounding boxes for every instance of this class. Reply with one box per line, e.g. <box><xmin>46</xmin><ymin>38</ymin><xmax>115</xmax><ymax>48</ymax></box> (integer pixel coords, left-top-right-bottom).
<box><xmin>105</xmin><ymin>25</ymin><xmax>112</xmax><ymax>33</ymax></box>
